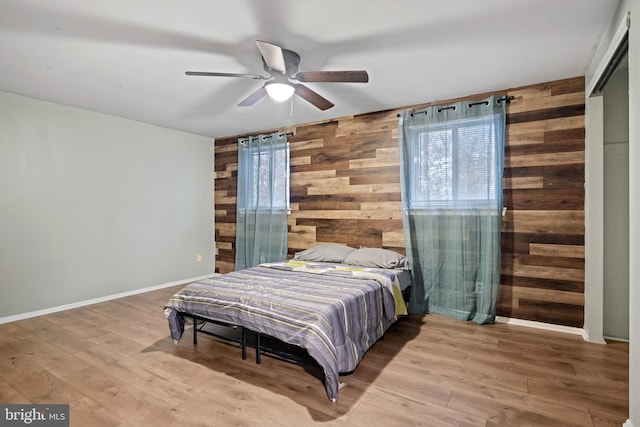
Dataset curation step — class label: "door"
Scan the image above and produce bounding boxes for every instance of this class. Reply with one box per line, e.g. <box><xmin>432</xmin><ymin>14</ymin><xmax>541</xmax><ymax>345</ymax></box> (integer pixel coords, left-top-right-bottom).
<box><xmin>602</xmin><ymin>54</ymin><xmax>629</xmax><ymax>341</ymax></box>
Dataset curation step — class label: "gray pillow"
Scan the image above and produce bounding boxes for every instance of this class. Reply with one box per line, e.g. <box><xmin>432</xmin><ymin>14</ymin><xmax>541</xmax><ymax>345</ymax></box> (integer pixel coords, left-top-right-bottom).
<box><xmin>293</xmin><ymin>244</ymin><xmax>355</xmax><ymax>263</ymax></box>
<box><xmin>343</xmin><ymin>247</ymin><xmax>408</xmax><ymax>269</ymax></box>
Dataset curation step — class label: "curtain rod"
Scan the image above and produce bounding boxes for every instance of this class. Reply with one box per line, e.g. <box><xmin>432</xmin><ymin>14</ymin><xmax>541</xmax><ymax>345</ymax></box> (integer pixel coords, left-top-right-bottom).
<box><xmin>397</xmin><ymin>95</ymin><xmax>515</xmax><ymax>117</ymax></box>
<box><xmin>239</xmin><ymin>131</ymin><xmax>293</xmax><ymax>143</ymax></box>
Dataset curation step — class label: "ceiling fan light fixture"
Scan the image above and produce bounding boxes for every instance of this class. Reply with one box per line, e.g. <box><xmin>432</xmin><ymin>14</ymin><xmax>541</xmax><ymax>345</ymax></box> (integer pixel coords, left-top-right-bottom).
<box><xmin>265</xmin><ymin>82</ymin><xmax>295</xmax><ymax>102</ymax></box>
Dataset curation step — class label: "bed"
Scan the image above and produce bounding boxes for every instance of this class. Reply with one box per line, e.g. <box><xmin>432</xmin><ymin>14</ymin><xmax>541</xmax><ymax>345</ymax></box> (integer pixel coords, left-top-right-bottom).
<box><xmin>164</xmin><ymin>245</ymin><xmax>410</xmax><ymax>401</ymax></box>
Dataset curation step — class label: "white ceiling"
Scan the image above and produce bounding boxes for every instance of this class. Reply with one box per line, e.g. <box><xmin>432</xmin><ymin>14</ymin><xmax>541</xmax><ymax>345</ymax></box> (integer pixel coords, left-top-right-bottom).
<box><xmin>0</xmin><ymin>0</ymin><xmax>619</xmax><ymax>139</ymax></box>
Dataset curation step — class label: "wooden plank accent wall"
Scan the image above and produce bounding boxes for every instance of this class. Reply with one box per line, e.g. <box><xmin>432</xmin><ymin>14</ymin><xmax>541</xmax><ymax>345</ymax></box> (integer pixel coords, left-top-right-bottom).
<box><xmin>214</xmin><ymin>76</ymin><xmax>585</xmax><ymax>328</ymax></box>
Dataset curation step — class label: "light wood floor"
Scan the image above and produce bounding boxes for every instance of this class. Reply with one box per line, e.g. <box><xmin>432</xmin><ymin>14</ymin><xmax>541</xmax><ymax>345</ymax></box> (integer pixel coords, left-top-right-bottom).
<box><xmin>0</xmin><ymin>285</ymin><xmax>628</xmax><ymax>426</ymax></box>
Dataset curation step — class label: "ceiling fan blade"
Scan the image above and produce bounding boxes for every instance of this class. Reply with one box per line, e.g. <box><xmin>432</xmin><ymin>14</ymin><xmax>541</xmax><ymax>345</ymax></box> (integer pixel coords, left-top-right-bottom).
<box><xmin>256</xmin><ymin>40</ymin><xmax>286</xmax><ymax>74</ymax></box>
<box><xmin>238</xmin><ymin>87</ymin><xmax>268</xmax><ymax>107</ymax></box>
<box><xmin>294</xmin><ymin>70</ymin><xmax>369</xmax><ymax>83</ymax></box>
<box><xmin>292</xmin><ymin>84</ymin><xmax>334</xmax><ymax>111</ymax></box>
<box><xmin>185</xmin><ymin>71</ymin><xmax>268</xmax><ymax>80</ymax></box>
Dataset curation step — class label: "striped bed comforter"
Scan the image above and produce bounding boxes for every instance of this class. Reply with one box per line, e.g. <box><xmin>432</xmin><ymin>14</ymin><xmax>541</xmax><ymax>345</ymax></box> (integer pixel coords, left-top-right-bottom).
<box><xmin>164</xmin><ymin>260</ymin><xmax>407</xmax><ymax>401</ymax></box>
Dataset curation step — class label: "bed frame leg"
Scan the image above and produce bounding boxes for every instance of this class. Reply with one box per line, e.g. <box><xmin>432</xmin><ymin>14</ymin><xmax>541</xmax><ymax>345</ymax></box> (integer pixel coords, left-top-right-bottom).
<box><xmin>192</xmin><ymin>316</ymin><xmax>198</xmax><ymax>345</ymax></box>
<box><xmin>256</xmin><ymin>333</ymin><xmax>261</xmax><ymax>364</ymax></box>
<box><xmin>241</xmin><ymin>327</ymin><xmax>247</xmax><ymax>360</ymax></box>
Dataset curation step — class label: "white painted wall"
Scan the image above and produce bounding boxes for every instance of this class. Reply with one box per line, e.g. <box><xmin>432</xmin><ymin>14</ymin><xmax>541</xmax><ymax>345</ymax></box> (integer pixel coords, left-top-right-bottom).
<box><xmin>586</xmin><ymin>3</ymin><xmax>637</xmax><ymax>425</ymax></box>
<box><xmin>0</xmin><ymin>91</ymin><xmax>214</xmax><ymax>318</ymax></box>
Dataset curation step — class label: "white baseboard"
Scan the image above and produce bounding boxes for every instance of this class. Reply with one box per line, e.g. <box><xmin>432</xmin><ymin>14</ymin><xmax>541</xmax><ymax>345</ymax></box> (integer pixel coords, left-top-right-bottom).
<box><xmin>604</xmin><ymin>335</ymin><xmax>630</xmax><ymax>343</ymax></box>
<box><xmin>0</xmin><ymin>274</ymin><xmax>217</xmax><ymax>325</ymax></box>
<box><xmin>623</xmin><ymin>419</ymin><xmax>634</xmax><ymax>427</ymax></box>
<box><xmin>495</xmin><ymin>316</ymin><xmax>589</xmax><ymax>341</ymax></box>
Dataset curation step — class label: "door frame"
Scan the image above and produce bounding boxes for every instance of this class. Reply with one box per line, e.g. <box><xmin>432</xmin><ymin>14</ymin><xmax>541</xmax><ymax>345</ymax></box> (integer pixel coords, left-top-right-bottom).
<box><xmin>584</xmin><ymin>12</ymin><xmax>630</xmax><ymax>343</ymax></box>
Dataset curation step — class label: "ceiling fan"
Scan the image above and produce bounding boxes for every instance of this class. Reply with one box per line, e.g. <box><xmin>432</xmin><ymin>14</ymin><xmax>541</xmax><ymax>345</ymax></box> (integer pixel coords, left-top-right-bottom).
<box><xmin>185</xmin><ymin>40</ymin><xmax>369</xmax><ymax>111</ymax></box>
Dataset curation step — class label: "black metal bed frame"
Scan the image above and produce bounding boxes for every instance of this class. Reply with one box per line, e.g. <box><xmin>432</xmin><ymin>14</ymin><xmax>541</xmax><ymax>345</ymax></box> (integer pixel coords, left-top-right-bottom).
<box><xmin>186</xmin><ymin>313</ymin><xmax>248</xmax><ymax>360</ymax></box>
<box><xmin>179</xmin><ymin>312</ymin><xmax>318</xmax><ymax>368</ymax></box>
<box><xmin>177</xmin><ymin>286</ymin><xmax>411</xmax><ymax>394</ymax></box>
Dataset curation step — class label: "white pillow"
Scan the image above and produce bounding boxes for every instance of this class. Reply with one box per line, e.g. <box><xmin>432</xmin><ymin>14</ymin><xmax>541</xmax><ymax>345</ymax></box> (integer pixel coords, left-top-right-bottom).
<box><xmin>343</xmin><ymin>247</ymin><xmax>408</xmax><ymax>269</ymax></box>
<box><xmin>293</xmin><ymin>244</ymin><xmax>355</xmax><ymax>263</ymax></box>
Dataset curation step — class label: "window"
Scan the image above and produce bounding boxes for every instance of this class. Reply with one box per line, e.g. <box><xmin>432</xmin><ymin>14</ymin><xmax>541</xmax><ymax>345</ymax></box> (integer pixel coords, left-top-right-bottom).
<box><xmin>237</xmin><ymin>136</ymin><xmax>290</xmax><ymax>212</ymax></box>
<box><xmin>244</xmin><ymin>144</ymin><xmax>289</xmax><ymax>210</ymax></box>
<box><xmin>409</xmin><ymin>115</ymin><xmax>500</xmax><ymax>211</ymax></box>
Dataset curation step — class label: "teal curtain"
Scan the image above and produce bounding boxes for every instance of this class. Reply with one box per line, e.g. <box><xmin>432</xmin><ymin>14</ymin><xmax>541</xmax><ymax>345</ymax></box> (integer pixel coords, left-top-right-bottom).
<box><xmin>235</xmin><ymin>132</ymin><xmax>289</xmax><ymax>270</ymax></box>
<box><xmin>398</xmin><ymin>96</ymin><xmax>505</xmax><ymax>324</ymax></box>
